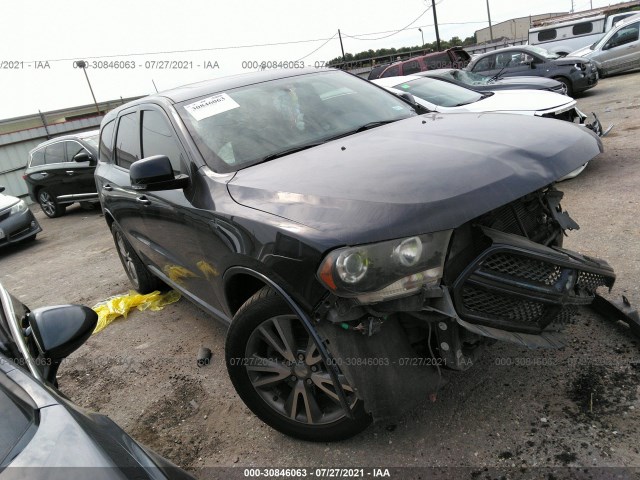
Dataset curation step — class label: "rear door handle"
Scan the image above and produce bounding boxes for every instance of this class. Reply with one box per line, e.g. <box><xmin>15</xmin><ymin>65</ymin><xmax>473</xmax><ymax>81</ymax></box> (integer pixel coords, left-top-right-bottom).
<box><xmin>40</xmin><ymin>172</ymin><xmax>48</xmax><ymax>177</ymax></box>
<box><xmin>136</xmin><ymin>195</ymin><xmax>151</xmax><ymax>206</ymax></box>
<box><xmin>102</xmin><ymin>184</ymin><xmax>113</xmax><ymax>191</ymax></box>
<box><xmin>65</xmin><ymin>170</ymin><xmax>75</xmax><ymax>175</ymax></box>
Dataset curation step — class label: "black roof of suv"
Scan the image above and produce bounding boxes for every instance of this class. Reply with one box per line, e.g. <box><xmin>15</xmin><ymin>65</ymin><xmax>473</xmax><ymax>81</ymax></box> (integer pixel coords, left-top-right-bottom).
<box><xmin>24</xmin><ymin>130</ymin><xmax>99</xmax><ymax>218</ymax></box>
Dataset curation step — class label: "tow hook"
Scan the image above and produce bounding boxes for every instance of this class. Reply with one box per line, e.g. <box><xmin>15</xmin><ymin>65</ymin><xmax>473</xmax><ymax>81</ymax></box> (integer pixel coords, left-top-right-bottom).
<box><xmin>591</xmin><ymin>294</ymin><xmax>640</xmax><ymax>338</ymax></box>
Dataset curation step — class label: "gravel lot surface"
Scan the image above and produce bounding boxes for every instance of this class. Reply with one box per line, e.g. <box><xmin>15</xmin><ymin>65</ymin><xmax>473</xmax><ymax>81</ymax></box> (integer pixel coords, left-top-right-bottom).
<box><xmin>1</xmin><ymin>70</ymin><xmax>639</xmax><ymax>479</ymax></box>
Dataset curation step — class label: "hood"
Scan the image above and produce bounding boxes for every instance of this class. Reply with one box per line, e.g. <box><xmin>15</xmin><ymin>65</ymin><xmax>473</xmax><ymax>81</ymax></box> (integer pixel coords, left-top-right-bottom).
<box><xmin>570</xmin><ymin>45</ymin><xmax>595</xmax><ymax>58</ymax></box>
<box><xmin>441</xmin><ymin>90</ymin><xmax>574</xmax><ymax>114</ymax></box>
<box><xmin>553</xmin><ymin>55</ymin><xmax>591</xmax><ymax>66</ymax></box>
<box><xmin>493</xmin><ymin>76</ymin><xmax>562</xmax><ymax>88</ymax></box>
<box><xmin>227</xmin><ymin>113</ymin><xmax>602</xmax><ymax>245</ymax></box>
<box><xmin>0</xmin><ymin>193</ymin><xmax>19</xmax><ymax>211</ymax></box>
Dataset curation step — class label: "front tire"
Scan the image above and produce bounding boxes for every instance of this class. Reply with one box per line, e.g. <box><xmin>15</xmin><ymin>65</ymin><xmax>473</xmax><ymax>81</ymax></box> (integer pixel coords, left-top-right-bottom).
<box><xmin>38</xmin><ymin>189</ymin><xmax>65</xmax><ymax>218</ymax></box>
<box><xmin>111</xmin><ymin>223</ymin><xmax>163</xmax><ymax>293</ymax></box>
<box><xmin>225</xmin><ymin>287</ymin><xmax>371</xmax><ymax>441</ymax></box>
<box><xmin>552</xmin><ymin>76</ymin><xmax>573</xmax><ymax>97</ymax></box>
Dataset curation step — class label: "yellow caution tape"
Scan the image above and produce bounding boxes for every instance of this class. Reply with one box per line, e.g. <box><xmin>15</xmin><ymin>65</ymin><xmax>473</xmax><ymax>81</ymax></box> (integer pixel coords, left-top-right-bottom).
<box><xmin>92</xmin><ymin>290</ymin><xmax>181</xmax><ymax>334</ymax></box>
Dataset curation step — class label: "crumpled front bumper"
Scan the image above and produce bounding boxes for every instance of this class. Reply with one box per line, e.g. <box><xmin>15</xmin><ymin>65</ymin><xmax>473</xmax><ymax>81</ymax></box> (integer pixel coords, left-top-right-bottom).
<box><xmin>452</xmin><ymin>227</ymin><xmax>615</xmax><ymax>339</ymax></box>
<box><xmin>575</xmin><ymin>107</ymin><xmax>614</xmax><ymax>137</ymax></box>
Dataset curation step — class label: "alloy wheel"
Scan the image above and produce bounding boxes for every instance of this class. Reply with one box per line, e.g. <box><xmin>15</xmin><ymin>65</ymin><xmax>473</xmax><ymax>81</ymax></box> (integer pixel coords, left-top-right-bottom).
<box><xmin>244</xmin><ymin>314</ymin><xmax>357</xmax><ymax>425</ymax></box>
<box><xmin>38</xmin><ymin>191</ymin><xmax>56</xmax><ymax>217</ymax></box>
<box><xmin>115</xmin><ymin>231</ymin><xmax>140</xmax><ymax>288</ymax></box>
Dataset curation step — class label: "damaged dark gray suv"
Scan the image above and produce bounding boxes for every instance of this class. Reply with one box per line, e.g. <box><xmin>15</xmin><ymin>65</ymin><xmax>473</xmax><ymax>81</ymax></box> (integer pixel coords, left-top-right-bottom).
<box><xmin>95</xmin><ymin>69</ymin><xmax>615</xmax><ymax>441</ymax></box>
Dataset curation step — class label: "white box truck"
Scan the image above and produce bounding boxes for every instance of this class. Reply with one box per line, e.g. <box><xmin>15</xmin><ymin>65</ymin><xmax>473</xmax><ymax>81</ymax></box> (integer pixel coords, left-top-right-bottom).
<box><xmin>529</xmin><ymin>1</ymin><xmax>640</xmax><ymax>56</ymax></box>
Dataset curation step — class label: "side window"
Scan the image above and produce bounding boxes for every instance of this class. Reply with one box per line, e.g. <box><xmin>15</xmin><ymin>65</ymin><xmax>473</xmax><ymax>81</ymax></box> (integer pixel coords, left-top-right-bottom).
<box><xmin>65</xmin><ymin>141</ymin><xmax>87</xmax><ymax>162</ymax></box>
<box><xmin>141</xmin><ymin>110</ymin><xmax>184</xmax><ymax>174</ymax></box>
<box><xmin>425</xmin><ymin>53</ymin><xmax>449</xmax><ymax>69</ymax></box>
<box><xmin>607</xmin><ymin>22</ymin><xmax>640</xmax><ymax>48</ymax></box>
<box><xmin>495</xmin><ymin>53</ymin><xmax>512</xmax><ymax>68</ymax></box>
<box><xmin>573</xmin><ymin>22</ymin><xmax>593</xmax><ymax>35</ymax></box>
<box><xmin>99</xmin><ymin>120</ymin><xmax>115</xmax><ymax>163</ymax></box>
<box><xmin>44</xmin><ymin>142</ymin><xmax>65</xmax><ymax>164</ymax></box>
<box><xmin>30</xmin><ymin>149</ymin><xmax>45</xmax><ymax>167</ymax></box>
<box><xmin>472</xmin><ymin>55</ymin><xmax>494</xmax><ymax>71</ymax></box>
<box><xmin>402</xmin><ymin>60</ymin><xmax>421</xmax><ymax>75</ymax></box>
<box><xmin>538</xmin><ymin>29</ymin><xmax>557</xmax><ymax>42</ymax></box>
<box><xmin>114</xmin><ymin>112</ymin><xmax>140</xmax><ymax>170</ymax></box>
<box><xmin>381</xmin><ymin>65</ymin><xmax>401</xmax><ymax>78</ymax></box>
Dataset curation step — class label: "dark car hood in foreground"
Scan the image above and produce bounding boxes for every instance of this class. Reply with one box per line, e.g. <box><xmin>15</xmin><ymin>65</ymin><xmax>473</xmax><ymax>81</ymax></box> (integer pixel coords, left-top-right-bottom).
<box><xmin>228</xmin><ymin>113</ymin><xmax>602</xmax><ymax>245</ymax></box>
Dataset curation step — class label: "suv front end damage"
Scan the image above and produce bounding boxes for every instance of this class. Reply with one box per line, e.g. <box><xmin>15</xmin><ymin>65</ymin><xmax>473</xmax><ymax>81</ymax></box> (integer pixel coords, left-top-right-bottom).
<box><xmin>314</xmin><ymin>186</ymin><xmax>616</xmax><ymax>422</ymax></box>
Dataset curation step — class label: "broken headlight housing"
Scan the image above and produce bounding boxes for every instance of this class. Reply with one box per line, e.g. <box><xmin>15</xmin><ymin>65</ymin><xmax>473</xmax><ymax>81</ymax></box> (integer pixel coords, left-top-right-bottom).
<box><xmin>317</xmin><ymin>230</ymin><xmax>452</xmax><ymax>304</ymax></box>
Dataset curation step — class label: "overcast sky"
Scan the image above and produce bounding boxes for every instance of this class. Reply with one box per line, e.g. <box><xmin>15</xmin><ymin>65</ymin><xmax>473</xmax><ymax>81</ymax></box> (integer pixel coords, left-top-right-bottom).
<box><xmin>0</xmin><ymin>0</ymin><xmax>616</xmax><ymax>120</ymax></box>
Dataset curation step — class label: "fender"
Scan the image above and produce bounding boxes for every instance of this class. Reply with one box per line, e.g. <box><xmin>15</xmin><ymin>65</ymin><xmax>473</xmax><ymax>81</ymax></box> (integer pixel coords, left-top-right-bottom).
<box><xmin>223</xmin><ymin>266</ymin><xmax>354</xmax><ymax>420</ymax></box>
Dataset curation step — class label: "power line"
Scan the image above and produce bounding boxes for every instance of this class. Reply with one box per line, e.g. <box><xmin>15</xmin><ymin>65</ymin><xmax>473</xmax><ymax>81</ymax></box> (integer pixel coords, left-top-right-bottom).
<box><xmin>343</xmin><ymin>0</ymin><xmax>442</xmax><ymax>41</ymax></box>
<box><xmin>296</xmin><ymin>33</ymin><xmax>338</xmax><ymax>61</ymax></box>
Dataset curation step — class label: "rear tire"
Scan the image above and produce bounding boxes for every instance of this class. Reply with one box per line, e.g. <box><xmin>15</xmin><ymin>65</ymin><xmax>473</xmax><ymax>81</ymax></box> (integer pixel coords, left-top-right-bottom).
<box><xmin>226</xmin><ymin>287</ymin><xmax>372</xmax><ymax>441</ymax></box>
<box><xmin>38</xmin><ymin>189</ymin><xmax>66</xmax><ymax>218</ymax></box>
<box><xmin>111</xmin><ymin>223</ymin><xmax>163</xmax><ymax>293</ymax></box>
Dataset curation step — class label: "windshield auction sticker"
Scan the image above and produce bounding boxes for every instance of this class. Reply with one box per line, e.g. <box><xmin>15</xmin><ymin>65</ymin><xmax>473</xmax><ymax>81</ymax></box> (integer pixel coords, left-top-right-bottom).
<box><xmin>184</xmin><ymin>93</ymin><xmax>240</xmax><ymax>121</ymax></box>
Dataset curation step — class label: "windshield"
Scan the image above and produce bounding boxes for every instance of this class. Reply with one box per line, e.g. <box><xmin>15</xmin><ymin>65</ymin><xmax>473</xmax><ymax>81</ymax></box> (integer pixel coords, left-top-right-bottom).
<box><xmin>390</xmin><ymin>77</ymin><xmax>483</xmax><ymax>107</ymax></box>
<box><xmin>177</xmin><ymin>71</ymin><xmax>416</xmax><ymax>172</ymax></box>
<box><xmin>447</xmin><ymin>70</ymin><xmax>490</xmax><ymax>86</ymax></box>
<box><xmin>526</xmin><ymin>46</ymin><xmax>559</xmax><ymax>59</ymax></box>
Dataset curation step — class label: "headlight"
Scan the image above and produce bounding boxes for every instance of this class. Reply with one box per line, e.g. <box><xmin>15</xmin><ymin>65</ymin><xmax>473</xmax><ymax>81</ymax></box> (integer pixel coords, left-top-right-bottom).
<box><xmin>9</xmin><ymin>200</ymin><xmax>27</xmax><ymax>215</ymax></box>
<box><xmin>317</xmin><ymin>230</ymin><xmax>452</xmax><ymax>304</ymax></box>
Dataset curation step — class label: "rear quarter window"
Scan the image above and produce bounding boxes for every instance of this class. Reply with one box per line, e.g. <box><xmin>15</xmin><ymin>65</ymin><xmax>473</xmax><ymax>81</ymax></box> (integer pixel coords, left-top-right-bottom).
<box><xmin>99</xmin><ymin>120</ymin><xmax>115</xmax><ymax>163</ymax></box>
<box><xmin>29</xmin><ymin>149</ymin><xmax>44</xmax><ymax>167</ymax></box>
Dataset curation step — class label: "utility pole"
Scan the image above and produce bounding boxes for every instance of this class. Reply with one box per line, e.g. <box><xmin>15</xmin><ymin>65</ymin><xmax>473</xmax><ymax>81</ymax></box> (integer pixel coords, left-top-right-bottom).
<box><xmin>338</xmin><ymin>29</ymin><xmax>346</xmax><ymax>64</ymax></box>
<box><xmin>486</xmin><ymin>0</ymin><xmax>494</xmax><ymax>41</ymax></box>
<box><xmin>74</xmin><ymin>60</ymin><xmax>100</xmax><ymax>115</ymax></box>
<box><xmin>431</xmin><ymin>0</ymin><xmax>441</xmax><ymax>51</ymax></box>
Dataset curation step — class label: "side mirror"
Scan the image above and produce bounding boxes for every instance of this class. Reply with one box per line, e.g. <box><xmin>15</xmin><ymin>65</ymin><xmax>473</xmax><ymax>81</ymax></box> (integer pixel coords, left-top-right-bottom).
<box><xmin>28</xmin><ymin>305</ymin><xmax>97</xmax><ymax>361</ymax></box>
<box><xmin>129</xmin><ymin>155</ymin><xmax>189</xmax><ymax>191</ymax></box>
<box><xmin>73</xmin><ymin>151</ymin><xmax>95</xmax><ymax>164</ymax></box>
<box><xmin>0</xmin><ymin>186</ymin><xmax>5</xmax><ymax>193</ymax></box>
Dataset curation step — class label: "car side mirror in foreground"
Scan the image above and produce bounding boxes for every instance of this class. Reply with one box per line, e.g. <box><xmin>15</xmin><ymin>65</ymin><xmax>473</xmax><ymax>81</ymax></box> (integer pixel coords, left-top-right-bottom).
<box><xmin>28</xmin><ymin>305</ymin><xmax>97</xmax><ymax>361</ymax></box>
<box><xmin>0</xmin><ymin>186</ymin><xmax>4</xmax><ymax>193</ymax></box>
<box><xmin>129</xmin><ymin>155</ymin><xmax>189</xmax><ymax>191</ymax></box>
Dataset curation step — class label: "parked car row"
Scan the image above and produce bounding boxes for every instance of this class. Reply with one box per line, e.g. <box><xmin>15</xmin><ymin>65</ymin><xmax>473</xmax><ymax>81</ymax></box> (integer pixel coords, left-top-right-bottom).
<box><xmin>370</xmin><ymin>14</ymin><xmax>640</xmax><ymax>98</ymax></box>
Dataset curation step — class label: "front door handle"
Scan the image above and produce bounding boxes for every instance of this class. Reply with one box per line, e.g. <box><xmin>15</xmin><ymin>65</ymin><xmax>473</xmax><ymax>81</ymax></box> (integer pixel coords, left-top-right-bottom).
<box><xmin>136</xmin><ymin>195</ymin><xmax>151</xmax><ymax>206</ymax></box>
<box><xmin>102</xmin><ymin>184</ymin><xmax>113</xmax><ymax>191</ymax></box>
<box><xmin>65</xmin><ymin>171</ymin><xmax>75</xmax><ymax>175</ymax></box>
<box><xmin>40</xmin><ymin>172</ymin><xmax>48</xmax><ymax>177</ymax></box>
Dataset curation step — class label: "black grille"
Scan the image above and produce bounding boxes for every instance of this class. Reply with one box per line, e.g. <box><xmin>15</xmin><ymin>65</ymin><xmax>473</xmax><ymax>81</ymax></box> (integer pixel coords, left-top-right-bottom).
<box><xmin>461</xmin><ymin>286</ymin><xmax>578</xmax><ymax>328</ymax></box>
<box><xmin>462</xmin><ymin>287</ymin><xmax>544</xmax><ymax>325</ymax></box>
<box><xmin>577</xmin><ymin>271</ymin><xmax>608</xmax><ymax>293</ymax></box>
<box><xmin>482</xmin><ymin>253</ymin><xmax>562</xmax><ymax>286</ymax></box>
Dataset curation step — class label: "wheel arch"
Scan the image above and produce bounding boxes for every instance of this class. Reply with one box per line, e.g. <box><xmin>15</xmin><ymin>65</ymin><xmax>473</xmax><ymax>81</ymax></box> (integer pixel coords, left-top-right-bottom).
<box><xmin>222</xmin><ymin>265</ymin><xmax>354</xmax><ymax>420</ymax></box>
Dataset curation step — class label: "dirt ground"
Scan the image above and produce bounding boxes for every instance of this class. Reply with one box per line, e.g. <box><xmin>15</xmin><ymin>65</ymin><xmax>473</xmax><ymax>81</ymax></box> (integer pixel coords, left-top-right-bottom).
<box><xmin>1</xmin><ymin>70</ymin><xmax>640</xmax><ymax>479</ymax></box>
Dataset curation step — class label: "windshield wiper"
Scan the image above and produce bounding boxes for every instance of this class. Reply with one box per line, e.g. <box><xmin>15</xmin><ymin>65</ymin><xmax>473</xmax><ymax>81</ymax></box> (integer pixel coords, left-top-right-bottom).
<box><xmin>258</xmin><ymin>143</ymin><xmax>324</xmax><ymax>163</ymax></box>
<box><xmin>489</xmin><ymin>66</ymin><xmax>506</xmax><ymax>83</ymax></box>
